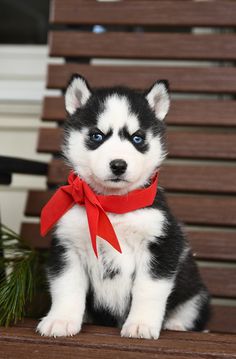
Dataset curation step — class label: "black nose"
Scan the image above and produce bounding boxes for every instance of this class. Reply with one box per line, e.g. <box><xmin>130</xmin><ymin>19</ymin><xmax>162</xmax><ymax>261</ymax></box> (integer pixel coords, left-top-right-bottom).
<box><xmin>110</xmin><ymin>159</ymin><xmax>127</xmax><ymax>176</ymax></box>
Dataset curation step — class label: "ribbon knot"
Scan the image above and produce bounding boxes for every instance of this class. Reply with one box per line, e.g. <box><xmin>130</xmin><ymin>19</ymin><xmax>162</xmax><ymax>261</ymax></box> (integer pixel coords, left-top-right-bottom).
<box><xmin>41</xmin><ymin>171</ymin><xmax>158</xmax><ymax>258</ymax></box>
<box><xmin>69</xmin><ymin>176</ymin><xmax>85</xmax><ymax>204</ymax></box>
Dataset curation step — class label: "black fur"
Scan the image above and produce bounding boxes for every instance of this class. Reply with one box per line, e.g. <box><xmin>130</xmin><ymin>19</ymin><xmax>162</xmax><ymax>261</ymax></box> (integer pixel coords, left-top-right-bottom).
<box><xmin>150</xmin><ymin>189</ymin><xmax>210</xmax><ymax>330</ymax></box>
<box><xmin>82</xmin><ymin>188</ymin><xmax>210</xmax><ymax>331</ymax></box>
<box><xmin>118</xmin><ymin>126</ymin><xmax>149</xmax><ymax>153</ymax></box>
<box><xmin>85</xmin><ymin>128</ymin><xmax>113</xmax><ymax>150</ymax></box>
<box><xmin>86</xmin><ymin>288</ymin><xmax>119</xmax><ymax>327</ymax></box>
<box><xmin>47</xmin><ymin>236</ymin><xmax>66</xmax><ymax>278</ymax></box>
<box><xmin>63</xmin><ymin>86</ymin><xmax>166</xmax><ymax>153</ymax></box>
<box><xmin>50</xmin><ymin>78</ymin><xmax>210</xmax><ymax>333</ymax></box>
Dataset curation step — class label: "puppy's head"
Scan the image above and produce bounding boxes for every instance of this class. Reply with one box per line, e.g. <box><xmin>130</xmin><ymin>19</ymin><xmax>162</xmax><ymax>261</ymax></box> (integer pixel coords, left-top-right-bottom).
<box><xmin>63</xmin><ymin>74</ymin><xmax>170</xmax><ymax>195</ymax></box>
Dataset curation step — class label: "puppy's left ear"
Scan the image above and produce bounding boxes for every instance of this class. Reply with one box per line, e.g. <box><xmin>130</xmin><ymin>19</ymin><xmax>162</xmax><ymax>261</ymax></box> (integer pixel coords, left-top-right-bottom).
<box><xmin>145</xmin><ymin>80</ymin><xmax>170</xmax><ymax>121</ymax></box>
<box><xmin>65</xmin><ymin>74</ymin><xmax>92</xmax><ymax>115</ymax></box>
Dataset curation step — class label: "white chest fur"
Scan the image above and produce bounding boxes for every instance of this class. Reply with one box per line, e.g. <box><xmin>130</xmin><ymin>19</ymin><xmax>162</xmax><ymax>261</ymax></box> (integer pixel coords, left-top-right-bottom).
<box><xmin>55</xmin><ymin>204</ymin><xmax>165</xmax><ymax>316</ymax></box>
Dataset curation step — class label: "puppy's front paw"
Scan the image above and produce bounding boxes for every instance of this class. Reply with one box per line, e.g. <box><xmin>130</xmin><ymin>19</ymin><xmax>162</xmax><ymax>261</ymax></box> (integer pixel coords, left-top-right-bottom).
<box><xmin>121</xmin><ymin>322</ymin><xmax>160</xmax><ymax>340</ymax></box>
<box><xmin>36</xmin><ymin>316</ymin><xmax>81</xmax><ymax>337</ymax></box>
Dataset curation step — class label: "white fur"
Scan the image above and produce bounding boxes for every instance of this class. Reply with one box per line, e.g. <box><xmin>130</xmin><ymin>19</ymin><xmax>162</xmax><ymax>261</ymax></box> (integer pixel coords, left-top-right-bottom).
<box><xmin>37</xmin><ymin>84</ymin><xmax>173</xmax><ymax>339</ymax></box>
<box><xmin>97</xmin><ymin>95</ymin><xmax>140</xmax><ymax>134</ymax></box>
<box><xmin>164</xmin><ymin>293</ymin><xmax>204</xmax><ymax>331</ymax></box>
<box><xmin>65</xmin><ymin>76</ymin><xmax>91</xmax><ymax>115</ymax></box>
<box><xmin>146</xmin><ymin>82</ymin><xmax>170</xmax><ymax>121</ymax></box>
<box><xmin>37</xmin><ymin>205</ymin><xmax>167</xmax><ymax>338</ymax></box>
<box><xmin>121</xmin><ymin>278</ymin><xmax>174</xmax><ymax>339</ymax></box>
<box><xmin>64</xmin><ymin>95</ymin><xmax>166</xmax><ymax>195</ymax></box>
<box><xmin>37</xmin><ymin>248</ymin><xmax>88</xmax><ymax>337</ymax></box>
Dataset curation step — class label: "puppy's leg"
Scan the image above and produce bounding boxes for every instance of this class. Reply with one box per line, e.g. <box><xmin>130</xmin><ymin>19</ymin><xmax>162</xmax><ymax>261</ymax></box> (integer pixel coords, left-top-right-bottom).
<box><xmin>121</xmin><ymin>272</ymin><xmax>174</xmax><ymax>340</ymax></box>
<box><xmin>164</xmin><ymin>290</ymin><xmax>210</xmax><ymax>332</ymax></box>
<box><xmin>37</xmin><ymin>248</ymin><xmax>88</xmax><ymax>337</ymax></box>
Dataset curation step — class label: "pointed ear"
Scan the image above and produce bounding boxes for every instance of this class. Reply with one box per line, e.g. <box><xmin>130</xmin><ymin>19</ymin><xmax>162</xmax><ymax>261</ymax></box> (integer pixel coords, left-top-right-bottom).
<box><xmin>145</xmin><ymin>80</ymin><xmax>170</xmax><ymax>121</ymax></box>
<box><xmin>65</xmin><ymin>74</ymin><xmax>92</xmax><ymax>115</ymax></box>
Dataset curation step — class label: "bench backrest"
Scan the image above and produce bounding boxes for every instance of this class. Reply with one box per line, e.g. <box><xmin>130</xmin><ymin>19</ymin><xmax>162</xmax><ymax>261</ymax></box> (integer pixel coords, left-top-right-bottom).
<box><xmin>22</xmin><ymin>0</ymin><xmax>236</xmax><ymax>334</ymax></box>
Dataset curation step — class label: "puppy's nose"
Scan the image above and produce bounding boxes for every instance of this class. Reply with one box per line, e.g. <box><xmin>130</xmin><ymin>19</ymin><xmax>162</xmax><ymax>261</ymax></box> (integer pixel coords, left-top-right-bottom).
<box><xmin>110</xmin><ymin>159</ymin><xmax>127</xmax><ymax>176</ymax></box>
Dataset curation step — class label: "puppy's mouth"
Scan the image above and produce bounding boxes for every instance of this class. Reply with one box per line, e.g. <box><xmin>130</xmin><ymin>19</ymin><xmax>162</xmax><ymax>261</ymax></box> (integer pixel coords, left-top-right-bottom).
<box><xmin>106</xmin><ymin>178</ymin><xmax>129</xmax><ymax>183</ymax></box>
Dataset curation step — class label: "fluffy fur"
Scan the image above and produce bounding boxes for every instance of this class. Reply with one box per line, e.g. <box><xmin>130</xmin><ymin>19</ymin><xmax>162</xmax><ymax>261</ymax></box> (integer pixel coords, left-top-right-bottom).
<box><xmin>37</xmin><ymin>74</ymin><xmax>210</xmax><ymax>339</ymax></box>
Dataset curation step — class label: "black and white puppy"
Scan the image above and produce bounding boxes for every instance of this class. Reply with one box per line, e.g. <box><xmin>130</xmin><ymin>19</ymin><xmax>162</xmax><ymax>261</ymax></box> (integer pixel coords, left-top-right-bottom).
<box><xmin>37</xmin><ymin>75</ymin><xmax>210</xmax><ymax>339</ymax></box>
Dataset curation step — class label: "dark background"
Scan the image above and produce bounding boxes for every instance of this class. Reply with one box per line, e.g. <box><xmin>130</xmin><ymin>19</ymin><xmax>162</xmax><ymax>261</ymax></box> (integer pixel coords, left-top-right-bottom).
<box><xmin>0</xmin><ymin>0</ymin><xmax>49</xmax><ymax>44</ymax></box>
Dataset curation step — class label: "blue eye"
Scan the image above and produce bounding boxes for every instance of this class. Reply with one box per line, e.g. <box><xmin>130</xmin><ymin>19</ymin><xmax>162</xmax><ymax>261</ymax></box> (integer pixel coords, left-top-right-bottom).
<box><xmin>132</xmin><ymin>135</ymin><xmax>144</xmax><ymax>144</ymax></box>
<box><xmin>91</xmin><ymin>133</ymin><xmax>104</xmax><ymax>142</ymax></box>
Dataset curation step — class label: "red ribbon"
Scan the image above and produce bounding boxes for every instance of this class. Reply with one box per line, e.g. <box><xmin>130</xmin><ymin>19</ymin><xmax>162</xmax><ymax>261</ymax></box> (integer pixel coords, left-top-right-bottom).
<box><xmin>41</xmin><ymin>172</ymin><xmax>158</xmax><ymax>257</ymax></box>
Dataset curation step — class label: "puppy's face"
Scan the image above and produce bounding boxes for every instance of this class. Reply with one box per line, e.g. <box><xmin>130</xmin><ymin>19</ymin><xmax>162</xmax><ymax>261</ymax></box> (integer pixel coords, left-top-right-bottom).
<box><xmin>63</xmin><ymin>75</ymin><xmax>170</xmax><ymax>195</ymax></box>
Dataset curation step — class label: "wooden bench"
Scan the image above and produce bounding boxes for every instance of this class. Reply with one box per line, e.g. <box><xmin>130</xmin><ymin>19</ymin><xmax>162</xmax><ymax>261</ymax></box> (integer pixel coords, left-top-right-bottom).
<box><xmin>2</xmin><ymin>1</ymin><xmax>236</xmax><ymax>357</ymax></box>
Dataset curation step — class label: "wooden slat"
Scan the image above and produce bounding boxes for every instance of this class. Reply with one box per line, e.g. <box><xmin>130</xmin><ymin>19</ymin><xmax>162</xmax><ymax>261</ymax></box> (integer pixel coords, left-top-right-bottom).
<box><xmin>42</xmin><ymin>96</ymin><xmax>65</xmax><ymax>121</ymax></box>
<box><xmin>14</xmin><ymin>309</ymin><xmax>236</xmax><ymax>334</ymax></box>
<box><xmin>1</xmin><ymin>323</ymin><xmax>236</xmax><ymax>357</ymax></box>
<box><xmin>47</xmin><ymin>64</ymin><xmax>236</xmax><ymax>94</ymax></box>
<box><xmin>50</xmin><ymin>31</ymin><xmax>236</xmax><ymax>61</ymax></box>
<box><xmin>167</xmin><ymin>194</ymin><xmax>236</xmax><ymax>227</ymax></box>
<box><xmin>37</xmin><ymin>127</ymin><xmax>236</xmax><ymax>160</ymax></box>
<box><xmin>21</xmin><ymin>222</ymin><xmax>236</xmax><ymax>262</ymax></box>
<box><xmin>25</xmin><ymin>190</ymin><xmax>236</xmax><ymax>226</ymax></box>
<box><xmin>161</xmin><ymin>164</ymin><xmax>236</xmax><ymax>194</ymax></box>
<box><xmin>37</xmin><ymin>128</ymin><xmax>63</xmax><ymax>154</ymax></box>
<box><xmin>47</xmin><ymin>158</ymin><xmax>236</xmax><ymax>194</ymax></box>
<box><xmin>199</xmin><ymin>267</ymin><xmax>236</xmax><ymax>299</ymax></box>
<box><xmin>43</xmin><ymin>96</ymin><xmax>236</xmax><ymax>127</ymax></box>
<box><xmin>207</xmin><ymin>306</ymin><xmax>236</xmax><ymax>334</ymax></box>
<box><xmin>167</xmin><ymin>131</ymin><xmax>236</xmax><ymax>160</ymax></box>
<box><xmin>9</xmin><ymin>318</ymin><xmax>236</xmax><ymax>338</ymax></box>
<box><xmin>186</xmin><ymin>229</ymin><xmax>236</xmax><ymax>262</ymax></box>
<box><xmin>47</xmin><ymin>158</ymin><xmax>69</xmax><ymax>185</ymax></box>
<box><xmin>51</xmin><ymin>0</ymin><xmax>236</xmax><ymax>27</ymax></box>
<box><xmin>21</xmin><ymin>223</ymin><xmax>52</xmax><ymax>249</ymax></box>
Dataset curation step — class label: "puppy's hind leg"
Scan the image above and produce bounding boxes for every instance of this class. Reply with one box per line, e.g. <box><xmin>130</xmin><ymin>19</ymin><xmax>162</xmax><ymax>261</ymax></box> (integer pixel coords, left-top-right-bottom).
<box><xmin>164</xmin><ymin>291</ymin><xmax>210</xmax><ymax>332</ymax></box>
<box><xmin>37</xmin><ymin>244</ymin><xmax>88</xmax><ymax>337</ymax></box>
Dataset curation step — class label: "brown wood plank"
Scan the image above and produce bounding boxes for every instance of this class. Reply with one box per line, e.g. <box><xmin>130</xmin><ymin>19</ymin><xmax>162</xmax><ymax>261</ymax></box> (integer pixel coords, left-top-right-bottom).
<box><xmin>199</xmin><ymin>267</ymin><xmax>236</xmax><ymax>299</ymax></box>
<box><xmin>46</xmin><ymin>64</ymin><xmax>236</xmax><ymax>95</ymax></box>
<box><xmin>43</xmin><ymin>96</ymin><xmax>236</xmax><ymax>127</ymax></box>
<box><xmin>21</xmin><ymin>223</ymin><xmax>52</xmax><ymax>249</ymax></box>
<box><xmin>1</xmin><ymin>323</ymin><xmax>236</xmax><ymax>357</ymax></box>
<box><xmin>20</xmin><ymin>222</ymin><xmax>236</xmax><ymax>262</ymax></box>
<box><xmin>37</xmin><ymin>127</ymin><xmax>236</xmax><ymax>160</ymax></box>
<box><xmin>12</xmin><ymin>318</ymin><xmax>236</xmax><ymax>337</ymax></box>
<box><xmin>51</xmin><ymin>0</ymin><xmax>236</xmax><ymax>27</ymax></box>
<box><xmin>167</xmin><ymin>131</ymin><xmax>236</xmax><ymax>160</ymax></box>
<box><xmin>25</xmin><ymin>189</ymin><xmax>236</xmax><ymax>226</ymax></box>
<box><xmin>167</xmin><ymin>193</ymin><xmax>236</xmax><ymax>227</ymax></box>
<box><xmin>0</xmin><ymin>341</ymin><xmax>194</xmax><ymax>359</ymax></box>
<box><xmin>47</xmin><ymin>158</ymin><xmax>236</xmax><ymax>194</ymax></box>
<box><xmin>37</xmin><ymin>128</ymin><xmax>63</xmax><ymax>154</ymax></box>
<box><xmin>50</xmin><ymin>31</ymin><xmax>236</xmax><ymax>61</ymax></box>
<box><xmin>47</xmin><ymin>158</ymin><xmax>69</xmax><ymax>185</ymax></box>
<box><xmin>186</xmin><ymin>229</ymin><xmax>236</xmax><ymax>262</ymax></box>
<box><xmin>161</xmin><ymin>164</ymin><xmax>236</xmax><ymax>194</ymax></box>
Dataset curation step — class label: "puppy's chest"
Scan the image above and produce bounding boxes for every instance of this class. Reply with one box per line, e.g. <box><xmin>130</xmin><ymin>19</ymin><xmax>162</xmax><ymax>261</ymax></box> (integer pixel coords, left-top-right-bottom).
<box><xmin>57</xmin><ymin>205</ymin><xmax>165</xmax><ymax>255</ymax></box>
<box><xmin>56</xmin><ymin>205</ymin><xmax>165</xmax><ymax>315</ymax></box>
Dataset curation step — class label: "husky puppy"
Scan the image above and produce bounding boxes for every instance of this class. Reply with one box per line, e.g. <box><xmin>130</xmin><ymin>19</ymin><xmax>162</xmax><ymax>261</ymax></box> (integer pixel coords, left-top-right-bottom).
<box><xmin>37</xmin><ymin>74</ymin><xmax>210</xmax><ymax>339</ymax></box>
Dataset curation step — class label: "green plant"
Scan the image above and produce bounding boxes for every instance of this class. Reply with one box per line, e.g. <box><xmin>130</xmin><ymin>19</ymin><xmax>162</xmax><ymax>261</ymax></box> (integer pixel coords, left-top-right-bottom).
<box><xmin>0</xmin><ymin>224</ymin><xmax>48</xmax><ymax>326</ymax></box>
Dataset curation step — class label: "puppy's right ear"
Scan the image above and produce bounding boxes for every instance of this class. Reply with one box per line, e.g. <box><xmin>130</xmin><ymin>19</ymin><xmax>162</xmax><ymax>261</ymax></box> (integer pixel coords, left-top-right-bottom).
<box><xmin>65</xmin><ymin>74</ymin><xmax>92</xmax><ymax>115</ymax></box>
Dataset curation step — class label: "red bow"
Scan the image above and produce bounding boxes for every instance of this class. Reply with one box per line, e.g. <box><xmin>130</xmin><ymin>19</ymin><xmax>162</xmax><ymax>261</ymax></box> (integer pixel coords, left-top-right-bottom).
<box><xmin>41</xmin><ymin>172</ymin><xmax>158</xmax><ymax>257</ymax></box>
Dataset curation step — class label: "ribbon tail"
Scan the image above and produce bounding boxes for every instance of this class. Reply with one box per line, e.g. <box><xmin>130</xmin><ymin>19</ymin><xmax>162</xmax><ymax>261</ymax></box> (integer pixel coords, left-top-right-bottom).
<box><xmin>97</xmin><ymin>209</ymin><xmax>122</xmax><ymax>254</ymax></box>
<box><xmin>85</xmin><ymin>198</ymin><xmax>121</xmax><ymax>257</ymax></box>
<box><xmin>84</xmin><ymin>198</ymin><xmax>99</xmax><ymax>257</ymax></box>
<box><xmin>40</xmin><ymin>188</ymin><xmax>74</xmax><ymax>237</ymax></box>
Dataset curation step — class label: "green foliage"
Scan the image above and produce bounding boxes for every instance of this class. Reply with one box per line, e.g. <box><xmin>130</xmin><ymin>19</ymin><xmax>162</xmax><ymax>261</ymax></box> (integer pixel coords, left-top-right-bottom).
<box><xmin>0</xmin><ymin>224</ymin><xmax>48</xmax><ymax>326</ymax></box>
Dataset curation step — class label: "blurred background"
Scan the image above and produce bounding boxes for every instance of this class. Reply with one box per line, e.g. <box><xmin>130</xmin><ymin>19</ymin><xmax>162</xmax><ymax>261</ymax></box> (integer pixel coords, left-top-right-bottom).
<box><xmin>0</xmin><ymin>0</ymin><xmax>58</xmax><ymax>232</ymax></box>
